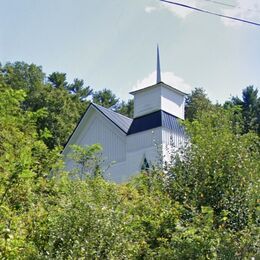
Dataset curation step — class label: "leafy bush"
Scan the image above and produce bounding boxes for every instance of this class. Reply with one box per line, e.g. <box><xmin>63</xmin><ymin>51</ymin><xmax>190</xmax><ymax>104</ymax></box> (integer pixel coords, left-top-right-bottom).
<box><xmin>0</xmin><ymin>83</ymin><xmax>259</xmax><ymax>259</ymax></box>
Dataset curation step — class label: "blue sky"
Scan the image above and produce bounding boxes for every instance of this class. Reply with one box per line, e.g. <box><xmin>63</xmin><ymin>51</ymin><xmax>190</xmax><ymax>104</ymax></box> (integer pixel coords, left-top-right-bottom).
<box><xmin>1</xmin><ymin>0</ymin><xmax>259</xmax><ymax>103</ymax></box>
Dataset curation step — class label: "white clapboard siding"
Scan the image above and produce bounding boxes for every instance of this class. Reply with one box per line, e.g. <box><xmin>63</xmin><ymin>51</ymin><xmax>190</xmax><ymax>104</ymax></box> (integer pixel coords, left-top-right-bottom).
<box><xmin>161</xmin><ymin>86</ymin><xmax>185</xmax><ymax>120</ymax></box>
<box><xmin>162</xmin><ymin>127</ymin><xmax>186</xmax><ymax>147</ymax></box>
<box><xmin>80</xmin><ymin>114</ymin><xmax>126</xmax><ymax>163</ymax></box>
<box><xmin>131</xmin><ymin>82</ymin><xmax>186</xmax><ymax>119</ymax></box>
<box><xmin>63</xmin><ymin>107</ymin><xmax>126</xmax><ymax>164</ymax></box>
<box><xmin>127</xmin><ymin>127</ymin><xmax>162</xmax><ymax>153</ymax></box>
<box><xmin>132</xmin><ymin>85</ymin><xmax>161</xmax><ymax>118</ymax></box>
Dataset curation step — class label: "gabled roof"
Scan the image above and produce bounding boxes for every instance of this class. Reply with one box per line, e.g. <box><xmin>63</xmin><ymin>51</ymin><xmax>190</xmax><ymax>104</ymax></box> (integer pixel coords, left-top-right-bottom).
<box><xmin>92</xmin><ymin>103</ymin><xmax>133</xmax><ymax>134</ymax></box>
<box><xmin>127</xmin><ymin>110</ymin><xmax>185</xmax><ymax>136</ymax></box>
<box><xmin>63</xmin><ymin>103</ymin><xmax>133</xmax><ymax>149</ymax></box>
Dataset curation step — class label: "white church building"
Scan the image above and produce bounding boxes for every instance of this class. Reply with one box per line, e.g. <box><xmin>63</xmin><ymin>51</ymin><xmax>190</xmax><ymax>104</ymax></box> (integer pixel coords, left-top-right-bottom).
<box><xmin>63</xmin><ymin>49</ymin><xmax>187</xmax><ymax>182</ymax></box>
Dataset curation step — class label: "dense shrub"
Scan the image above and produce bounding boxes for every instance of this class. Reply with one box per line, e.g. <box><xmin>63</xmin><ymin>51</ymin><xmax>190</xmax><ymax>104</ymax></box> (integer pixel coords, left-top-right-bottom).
<box><xmin>0</xmin><ymin>83</ymin><xmax>259</xmax><ymax>259</ymax></box>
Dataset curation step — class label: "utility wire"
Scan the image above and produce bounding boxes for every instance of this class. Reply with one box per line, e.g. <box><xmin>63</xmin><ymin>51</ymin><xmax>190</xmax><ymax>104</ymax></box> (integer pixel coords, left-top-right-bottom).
<box><xmin>160</xmin><ymin>0</ymin><xmax>260</xmax><ymax>26</ymax></box>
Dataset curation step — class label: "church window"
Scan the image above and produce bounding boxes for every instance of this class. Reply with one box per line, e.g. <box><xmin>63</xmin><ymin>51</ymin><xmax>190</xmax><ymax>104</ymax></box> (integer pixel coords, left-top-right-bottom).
<box><xmin>141</xmin><ymin>157</ymin><xmax>150</xmax><ymax>171</ymax></box>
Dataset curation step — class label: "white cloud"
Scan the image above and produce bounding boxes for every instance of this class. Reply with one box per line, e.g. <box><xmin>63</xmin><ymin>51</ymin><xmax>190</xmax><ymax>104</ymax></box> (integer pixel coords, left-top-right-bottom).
<box><xmin>160</xmin><ymin>0</ymin><xmax>197</xmax><ymax>19</ymax></box>
<box><xmin>144</xmin><ymin>0</ymin><xmax>197</xmax><ymax>19</ymax></box>
<box><xmin>222</xmin><ymin>0</ymin><xmax>260</xmax><ymax>27</ymax></box>
<box><xmin>131</xmin><ymin>71</ymin><xmax>191</xmax><ymax>94</ymax></box>
<box><xmin>145</xmin><ymin>6</ymin><xmax>156</xmax><ymax>13</ymax></box>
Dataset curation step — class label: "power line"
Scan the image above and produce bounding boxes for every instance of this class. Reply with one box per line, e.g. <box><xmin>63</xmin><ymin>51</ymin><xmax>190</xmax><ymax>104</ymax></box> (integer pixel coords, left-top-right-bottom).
<box><xmin>160</xmin><ymin>0</ymin><xmax>260</xmax><ymax>26</ymax></box>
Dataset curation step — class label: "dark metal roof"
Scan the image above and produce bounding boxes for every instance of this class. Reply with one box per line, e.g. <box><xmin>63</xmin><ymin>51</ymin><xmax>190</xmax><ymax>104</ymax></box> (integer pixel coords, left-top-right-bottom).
<box><xmin>127</xmin><ymin>110</ymin><xmax>185</xmax><ymax>135</ymax></box>
<box><xmin>161</xmin><ymin>111</ymin><xmax>186</xmax><ymax>136</ymax></box>
<box><xmin>128</xmin><ymin>111</ymin><xmax>161</xmax><ymax>134</ymax></box>
<box><xmin>93</xmin><ymin>103</ymin><xmax>133</xmax><ymax>134</ymax></box>
<box><xmin>63</xmin><ymin>103</ymin><xmax>184</xmax><ymax>150</ymax></box>
<box><xmin>94</xmin><ymin>104</ymin><xmax>185</xmax><ymax>136</ymax></box>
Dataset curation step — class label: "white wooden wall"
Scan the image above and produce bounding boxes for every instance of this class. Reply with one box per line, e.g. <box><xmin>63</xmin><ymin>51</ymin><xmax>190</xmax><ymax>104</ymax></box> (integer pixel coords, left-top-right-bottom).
<box><xmin>132</xmin><ymin>83</ymin><xmax>185</xmax><ymax>119</ymax></box>
<box><xmin>161</xmin><ymin>87</ymin><xmax>185</xmax><ymax>120</ymax></box>
<box><xmin>79</xmin><ymin>115</ymin><xmax>126</xmax><ymax>163</ymax></box>
<box><xmin>63</xmin><ymin>107</ymin><xmax>127</xmax><ymax>180</ymax></box>
<box><xmin>133</xmin><ymin>86</ymin><xmax>161</xmax><ymax>118</ymax></box>
<box><xmin>102</xmin><ymin>128</ymin><xmax>163</xmax><ymax>183</ymax></box>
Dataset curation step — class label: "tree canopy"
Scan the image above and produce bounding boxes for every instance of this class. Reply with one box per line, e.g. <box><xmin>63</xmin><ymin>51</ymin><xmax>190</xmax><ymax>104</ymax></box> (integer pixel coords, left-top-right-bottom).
<box><xmin>0</xmin><ymin>62</ymin><xmax>92</xmax><ymax>148</ymax></box>
<box><xmin>225</xmin><ymin>85</ymin><xmax>260</xmax><ymax>135</ymax></box>
<box><xmin>92</xmin><ymin>88</ymin><xmax>119</xmax><ymax>109</ymax></box>
<box><xmin>185</xmin><ymin>87</ymin><xmax>214</xmax><ymax>121</ymax></box>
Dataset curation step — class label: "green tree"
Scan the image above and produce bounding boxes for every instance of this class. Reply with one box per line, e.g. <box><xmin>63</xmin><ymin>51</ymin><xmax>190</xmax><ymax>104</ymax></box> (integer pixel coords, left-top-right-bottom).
<box><xmin>0</xmin><ymin>84</ymin><xmax>61</xmax><ymax>258</ymax></box>
<box><xmin>68</xmin><ymin>144</ymin><xmax>103</xmax><ymax>179</ymax></box>
<box><xmin>117</xmin><ymin>99</ymin><xmax>134</xmax><ymax>118</ymax></box>
<box><xmin>226</xmin><ymin>85</ymin><xmax>260</xmax><ymax>134</ymax></box>
<box><xmin>0</xmin><ymin>61</ymin><xmax>45</xmax><ymax>92</ymax></box>
<box><xmin>67</xmin><ymin>78</ymin><xmax>92</xmax><ymax>101</ymax></box>
<box><xmin>25</xmin><ymin>84</ymin><xmax>88</xmax><ymax>148</ymax></box>
<box><xmin>92</xmin><ymin>88</ymin><xmax>119</xmax><ymax>108</ymax></box>
<box><xmin>169</xmin><ymin>107</ymin><xmax>259</xmax><ymax>232</ymax></box>
<box><xmin>48</xmin><ymin>72</ymin><xmax>67</xmax><ymax>88</ymax></box>
<box><xmin>0</xmin><ymin>62</ymin><xmax>91</xmax><ymax>148</ymax></box>
<box><xmin>185</xmin><ymin>88</ymin><xmax>214</xmax><ymax>121</ymax></box>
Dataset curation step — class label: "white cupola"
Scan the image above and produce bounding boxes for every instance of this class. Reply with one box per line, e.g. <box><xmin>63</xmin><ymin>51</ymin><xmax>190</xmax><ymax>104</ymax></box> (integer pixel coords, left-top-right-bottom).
<box><xmin>130</xmin><ymin>82</ymin><xmax>186</xmax><ymax>119</ymax></box>
<box><xmin>130</xmin><ymin>46</ymin><xmax>187</xmax><ymax>120</ymax></box>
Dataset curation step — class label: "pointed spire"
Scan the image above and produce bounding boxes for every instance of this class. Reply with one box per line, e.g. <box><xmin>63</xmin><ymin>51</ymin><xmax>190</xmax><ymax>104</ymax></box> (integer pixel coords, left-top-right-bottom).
<box><xmin>156</xmin><ymin>44</ymin><xmax>161</xmax><ymax>83</ymax></box>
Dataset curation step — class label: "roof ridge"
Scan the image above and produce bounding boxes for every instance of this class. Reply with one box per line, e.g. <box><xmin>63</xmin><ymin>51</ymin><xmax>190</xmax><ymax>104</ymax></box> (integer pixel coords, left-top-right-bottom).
<box><xmin>92</xmin><ymin>102</ymin><xmax>133</xmax><ymax>120</ymax></box>
<box><xmin>92</xmin><ymin>103</ymin><xmax>132</xmax><ymax>134</ymax></box>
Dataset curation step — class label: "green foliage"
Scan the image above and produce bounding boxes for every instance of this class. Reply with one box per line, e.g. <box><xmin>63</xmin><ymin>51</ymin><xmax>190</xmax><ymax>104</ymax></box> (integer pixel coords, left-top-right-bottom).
<box><xmin>67</xmin><ymin>78</ymin><xmax>93</xmax><ymax>101</ymax></box>
<box><xmin>117</xmin><ymin>99</ymin><xmax>134</xmax><ymax>118</ymax></box>
<box><xmin>225</xmin><ymin>85</ymin><xmax>260</xmax><ymax>135</ymax></box>
<box><xmin>68</xmin><ymin>144</ymin><xmax>103</xmax><ymax>179</ymax></box>
<box><xmin>32</xmin><ymin>178</ymin><xmax>142</xmax><ymax>259</ymax></box>
<box><xmin>92</xmin><ymin>88</ymin><xmax>119</xmax><ymax>108</ymax></box>
<box><xmin>48</xmin><ymin>72</ymin><xmax>67</xmax><ymax>88</ymax></box>
<box><xmin>0</xmin><ymin>61</ymin><xmax>45</xmax><ymax>91</ymax></box>
<box><xmin>169</xmin><ymin>107</ymin><xmax>259</xmax><ymax>231</ymax></box>
<box><xmin>0</xmin><ymin>61</ymin><xmax>259</xmax><ymax>258</ymax></box>
<box><xmin>0</xmin><ymin>62</ymin><xmax>91</xmax><ymax>148</ymax></box>
<box><xmin>185</xmin><ymin>87</ymin><xmax>214</xmax><ymax>121</ymax></box>
<box><xmin>0</xmin><ymin>84</ymin><xmax>62</xmax><ymax>258</ymax></box>
<box><xmin>25</xmin><ymin>83</ymin><xmax>88</xmax><ymax>148</ymax></box>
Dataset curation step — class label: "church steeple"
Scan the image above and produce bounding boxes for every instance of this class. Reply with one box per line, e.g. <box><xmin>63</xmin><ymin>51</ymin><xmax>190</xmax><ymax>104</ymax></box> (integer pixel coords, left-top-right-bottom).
<box><xmin>156</xmin><ymin>45</ymin><xmax>161</xmax><ymax>83</ymax></box>
<box><xmin>130</xmin><ymin>46</ymin><xmax>186</xmax><ymax>119</ymax></box>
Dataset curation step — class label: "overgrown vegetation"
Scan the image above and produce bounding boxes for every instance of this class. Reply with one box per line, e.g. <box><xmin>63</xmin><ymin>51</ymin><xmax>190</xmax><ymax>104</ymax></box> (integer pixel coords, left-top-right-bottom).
<box><xmin>0</xmin><ymin>61</ymin><xmax>259</xmax><ymax>259</ymax></box>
